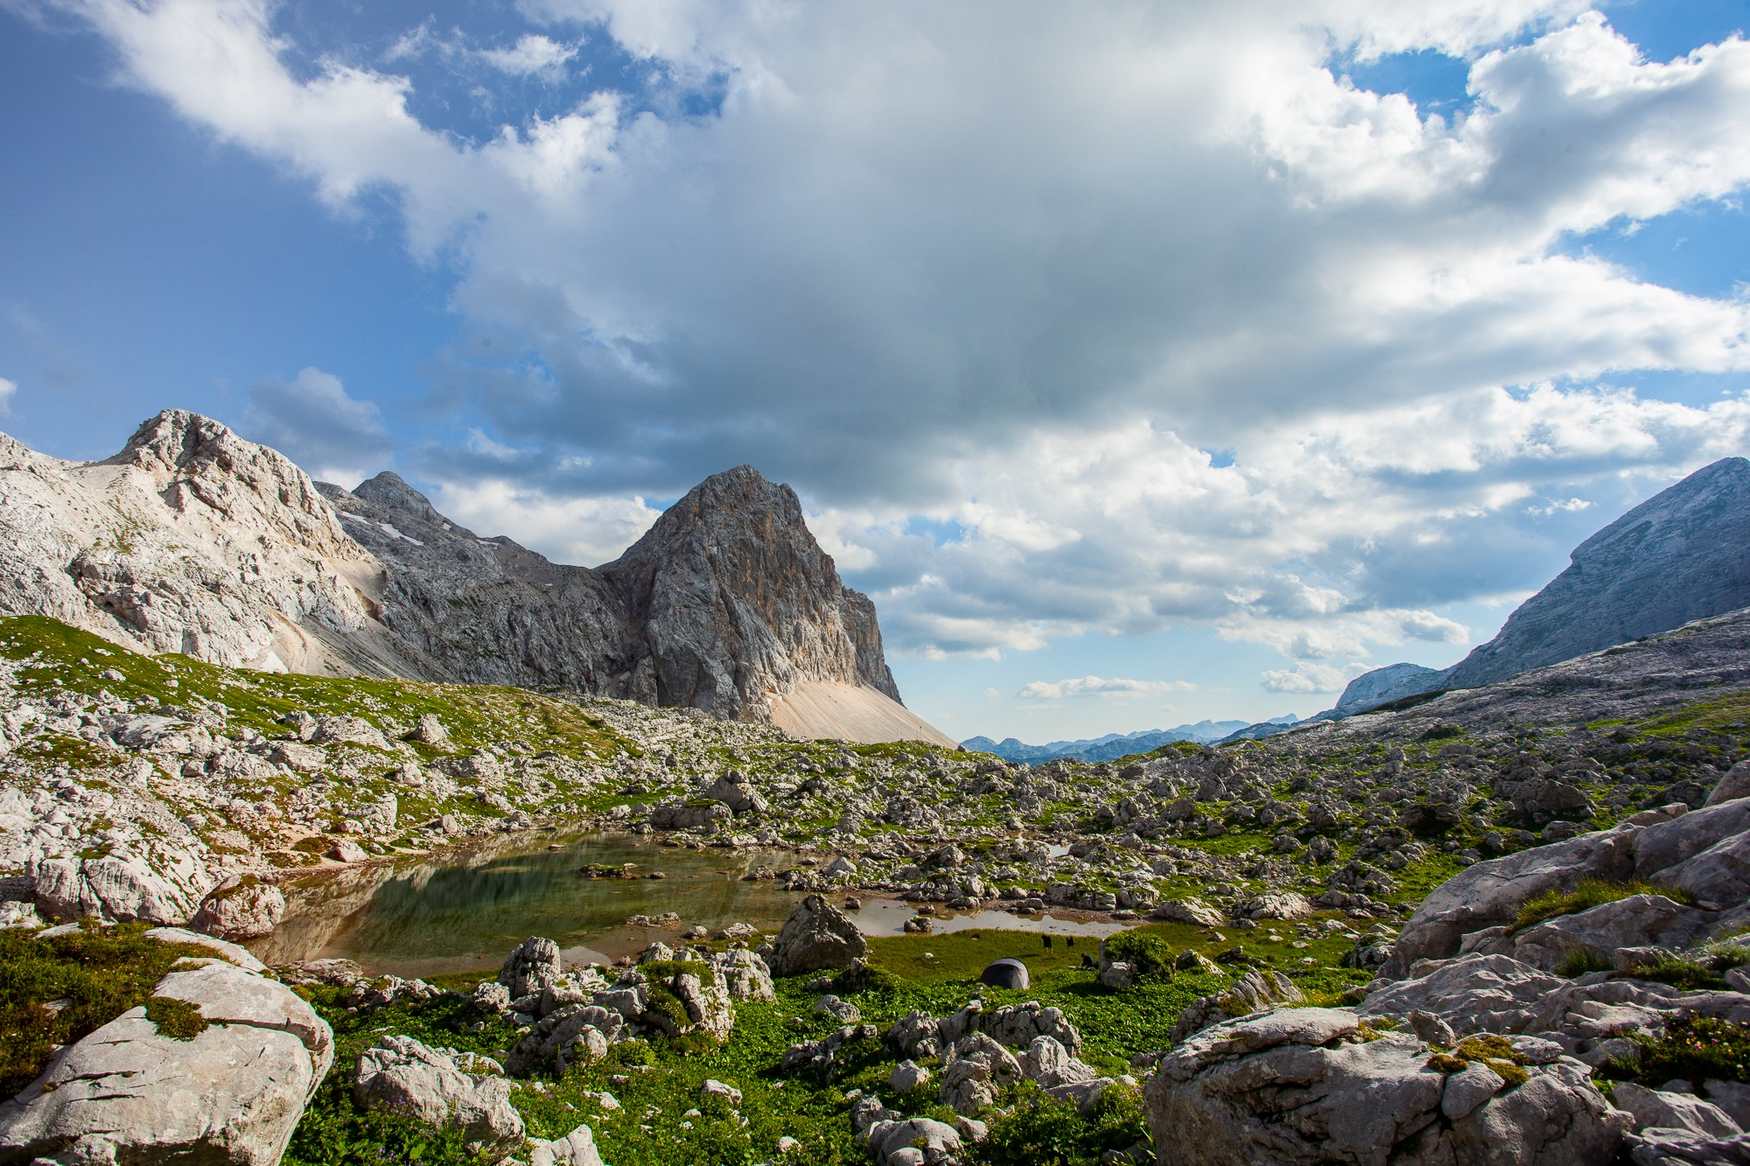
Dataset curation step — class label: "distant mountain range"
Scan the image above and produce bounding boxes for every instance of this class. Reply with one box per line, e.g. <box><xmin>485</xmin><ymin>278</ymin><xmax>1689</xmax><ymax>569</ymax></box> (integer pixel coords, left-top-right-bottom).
<box><xmin>961</xmin><ymin>716</ymin><xmax>1297</xmax><ymax>764</ymax></box>
<box><xmin>1220</xmin><ymin>456</ymin><xmax>1750</xmax><ymax>742</ymax></box>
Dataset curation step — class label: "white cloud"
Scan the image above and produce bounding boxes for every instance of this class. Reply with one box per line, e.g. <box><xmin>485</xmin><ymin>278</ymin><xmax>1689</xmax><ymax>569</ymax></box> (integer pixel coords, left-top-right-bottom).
<box><xmin>1526</xmin><ymin>496</ymin><xmax>1593</xmax><ymax>516</ymax></box>
<box><xmin>477</xmin><ymin>33</ymin><xmax>582</xmax><ymax>79</ymax></box>
<box><xmin>51</xmin><ymin>2</ymin><xmax>1750</xmax><ymax>673</ymax></box>
<box><xmin>385</xmin><ymin>21</ymin><xmax>583</xmax><ymax>81</ymax></box>
<box><xmin>1260</xmin><ymin>663</ymin><xmax>1350</xmax><ymax>694</ymax></box>
<box><xmin>0</xmin><ymin>376</ymin><xmax>15</xmax><ymax>415</ymax></box>
<box><xmin>242</xmin><ymin>367</ymin><xmax>389</xmax><ymax>488</ymax></box>
<box><xmin>428</xmin><ymin>478</ymin><xmax>661</xmax><ymax>566</ymax></box>
<box><xmin>1018</xmin><ymin>676</ymin><xmax>1196</xmax><ymax>701</ymax></box>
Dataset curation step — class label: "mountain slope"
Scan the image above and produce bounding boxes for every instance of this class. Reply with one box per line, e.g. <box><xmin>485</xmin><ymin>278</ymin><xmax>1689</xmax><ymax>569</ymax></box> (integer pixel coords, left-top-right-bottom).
<box><xmin>0</xmin><ymin>412</ymin><xmax>421</xmax><ymax>677</ymax></box>
<box><xmin>1443</xmin><ymin>457</ymin><xmax>1750</xmax><ymax>690</ymax></box>
<box><xmin>1332</xmin><ymin>662</ymin><xmax>1444</xmax><ymax>715</ymax></box>
<box><xmin>0</xmin><ymin>412</ymin><xmax>946</xmax><ymax>745</ymax></box>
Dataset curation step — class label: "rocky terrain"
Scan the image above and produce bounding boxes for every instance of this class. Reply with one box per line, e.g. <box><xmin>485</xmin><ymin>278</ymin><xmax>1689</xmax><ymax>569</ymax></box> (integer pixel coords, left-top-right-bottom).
<box><xmin>0</xmin><ymin>412</ymin><xmax>947</xmax><ymax>745</ymax></box>
<box><xmin>0</xmin><ymin>590</ymin><xmax>1747</xmax><ymax>1162</ymax></box>
<box><xmin>3</xmin><ymin>433</ymin><xmax>1750</xmax><ymax>1162</ymax></box>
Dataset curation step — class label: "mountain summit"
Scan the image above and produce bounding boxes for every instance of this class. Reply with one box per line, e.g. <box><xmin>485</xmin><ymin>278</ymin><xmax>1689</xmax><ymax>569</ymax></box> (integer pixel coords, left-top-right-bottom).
<box><xmin>0</xmin><ymin>411</ymin><xmax>950</xmax><ymax>746</ymax></box>
<box><xmin>1310</xmin><ymin>457</ymin><xmax>1750</xmax><ymax>727</ymax></box>
<box><xmin>1442</xmin><ymin>456</ymin><xmax>1750</xmax><ymax>690</ymax></box>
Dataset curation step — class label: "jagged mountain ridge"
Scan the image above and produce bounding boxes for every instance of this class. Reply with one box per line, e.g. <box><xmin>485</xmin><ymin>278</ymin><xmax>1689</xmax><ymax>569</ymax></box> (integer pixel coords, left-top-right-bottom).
<box><xmin>0</xmin><ymin>411</ymin><xmax>950</xmax><ymax>745</ymax></box>
<box><xmin>962</xmin><ymin>718</ymin><xmax>1261</xmax><ymax>764</ymax></box>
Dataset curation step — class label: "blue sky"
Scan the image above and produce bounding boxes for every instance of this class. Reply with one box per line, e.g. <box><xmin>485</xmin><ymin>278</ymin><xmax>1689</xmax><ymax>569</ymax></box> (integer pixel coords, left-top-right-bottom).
<box><xmin>3</xmin><ymin>1</ymin><xmax>1748</xmax><ymax>743</ymax></box>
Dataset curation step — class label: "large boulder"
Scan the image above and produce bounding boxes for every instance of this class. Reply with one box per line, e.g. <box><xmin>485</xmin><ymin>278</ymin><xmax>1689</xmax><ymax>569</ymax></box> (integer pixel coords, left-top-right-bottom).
<box><xmin>354</xmin><ymin>1035</ymin><xmax>525</xmax><ymax>1152</ymax></box>
<box><xmin>191</xmin><ymin>876</ymin><xmax>287</xmax><ymax>940</ymax></box>
<box><xmin>1146</xmin><ymin>1008</ymin><xmax>1627</xmax><ymax>1165</ymax></box>
<box><xmin>500</xmin><ymin>935</ymin><xmax>563</xmax><ymax>999</ymax></box>
<box><xmin>1360</xmin><ymin>952</ymin><xmax>1750</xmax><ymax>1043</ymax></box>
<box><xmin>1705</xmin><ymin>760</ymin><xmax>1750</xmax><ymax>807</ymax></box>
<box><xmin>0</xmin><ymin>954</ymin><xmax>333</xmax><ymax>1165</ymax></box>
<box><xmin>31</xmin><ymin>850</ymin><xmax>212</xmax><ymax>925</ymax></box>
<box><xmin>769</xmin><ymin>895</ymin><xmax>867</xmax><ymax>976</ymax></box>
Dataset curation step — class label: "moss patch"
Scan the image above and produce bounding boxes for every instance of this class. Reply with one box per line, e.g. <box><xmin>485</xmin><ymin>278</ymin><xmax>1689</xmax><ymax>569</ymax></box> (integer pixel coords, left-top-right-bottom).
<box><xmin>144</xmin><ymin>994</ymin><xmax>208</xmax><ymax>1040</ymax></box>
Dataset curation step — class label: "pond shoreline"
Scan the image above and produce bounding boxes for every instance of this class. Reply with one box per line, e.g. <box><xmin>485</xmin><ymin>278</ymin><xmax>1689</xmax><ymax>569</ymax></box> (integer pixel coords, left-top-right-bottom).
<box><xmin>251</xmin><ymin>827</ymin><xmax>1126</xmax><ymax>977</ymax></box>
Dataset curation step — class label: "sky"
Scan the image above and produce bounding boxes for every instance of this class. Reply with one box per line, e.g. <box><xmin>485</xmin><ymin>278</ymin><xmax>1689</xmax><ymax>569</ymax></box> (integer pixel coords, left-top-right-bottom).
<box><xmin>2</xmin><ymin>1</ymin><xmax>1748</xmax><ymax>744</ymax></box>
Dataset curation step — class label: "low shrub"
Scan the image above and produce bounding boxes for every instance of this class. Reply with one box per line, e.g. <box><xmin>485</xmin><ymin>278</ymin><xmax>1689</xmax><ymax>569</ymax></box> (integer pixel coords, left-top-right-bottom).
<box><xmin>975</xmin><ymin>1081</ymin><xmax>1150</xmax><ymax>1166</ymax></box>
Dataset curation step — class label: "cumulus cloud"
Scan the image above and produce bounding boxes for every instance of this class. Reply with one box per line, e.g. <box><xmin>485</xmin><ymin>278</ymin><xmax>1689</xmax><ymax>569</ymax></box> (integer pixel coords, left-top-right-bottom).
<box><xmin>1018</xmin><ymin>676</ymin><xmax>1197</xmax><ymax>701</ymax></box>
<box><xmin>53</xmin><ymin>2</ymin><xmax>1750</xmax><ymax>674</ymax></box>
<box><xmin>1260</xmin><ymin>663</ymin><xmax>1350</xmax><ymax>695</ymax></box>
<box><xmin>0</xmin><ymin>376</ymin><xmax>15</xmax><ymax>415</ymax></box>
<box><xmin>428</xmin><ymin>477</ymin><xmax>661</xmax><ymax>566</ymax></box>
<box><xmin>243</xmin><ymin>367</ymin><xmax>390</xmax><ymax>487</ymax></box>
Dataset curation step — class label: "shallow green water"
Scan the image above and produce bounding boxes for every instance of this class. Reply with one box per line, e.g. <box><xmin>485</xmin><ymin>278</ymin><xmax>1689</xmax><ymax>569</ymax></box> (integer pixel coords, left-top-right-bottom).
<box><xmin>253</xmin><ymin>832</ymin><xmax>1123</xmax><ymax>978</ymax></box>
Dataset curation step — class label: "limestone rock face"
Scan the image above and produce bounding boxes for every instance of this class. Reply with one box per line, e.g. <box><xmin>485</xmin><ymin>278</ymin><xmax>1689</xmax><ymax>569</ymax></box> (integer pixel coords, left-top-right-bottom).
<box><xmin>601</xmin><ymin>466</ymin><xmax>899</xmax><ymax>713</ymax></box>
<box><xmin>1443</xmin><ymin>457</ymin><xmax>1750</xmax><ymax>690</ymax></box>
<box><xmin>0</xmin><ymin>413</ymin><xmax>947</xmax><ymax>744</ymax></box>
<box><xmin>0</xmin><ymin>411</ymin><xmax>412</xmax><ymax>676</ymax></box>
<box><xmin>1388</xmin><ymin>797</ymin><xmax>1750</xmax><ymax>974</ymax></box>
<box><xmin>1145</xmin><ymin>1008</ymin><xmax>1627</xmax><ymax>1166</ymax></box>
<box><xmin>0</xmin><ymin>951</ymin><xmax>333</xmax><ymax>1166</ymax></box>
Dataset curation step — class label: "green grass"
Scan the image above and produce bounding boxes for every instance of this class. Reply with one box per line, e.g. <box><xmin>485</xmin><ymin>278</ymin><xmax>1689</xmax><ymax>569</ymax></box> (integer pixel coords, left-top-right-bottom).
<box><xmin>1509</xmin><ymin>879</ymin><xmax>1694</xmax><ymax>933</ymax></box>
<box><xmin>0</xmin><ymin>615</ymin><xmax>634</xmax><ymax>766</ymax></box>
<box><xmin>1630</xmin><ymin>692</ymin><xmax>1750</xmax><ymax>741</ymax></box>
<box><xmin>0</xmin><ymin>923</ymin><xmax>212</xmax><ymax>1096</ymax></box>
<box><xmin>281</xmin><ymin>921</ymin><xmax>1373</xmax><ymax>1165</ymax></box>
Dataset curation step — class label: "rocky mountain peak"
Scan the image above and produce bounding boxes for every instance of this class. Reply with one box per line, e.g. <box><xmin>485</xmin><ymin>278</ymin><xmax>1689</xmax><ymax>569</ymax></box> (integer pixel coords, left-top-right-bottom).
<box><xmin>603</xmin><ymin>464</ymin><xmax>902</xmax><ymax>714</ymax></box>
<box><xmin>0</xmin><ymin>414</ymin><xmax>947</xmax><ymax>743</ymax></box>
<box><xmin>1441</xmin><ymin>457</ymin><xmax>1750</xmax><ymax>690</ymax></box>
<box><xmin>351</xmin><ymin>471</ymin><xmax>446</xmax><ymax>528</ymax></box>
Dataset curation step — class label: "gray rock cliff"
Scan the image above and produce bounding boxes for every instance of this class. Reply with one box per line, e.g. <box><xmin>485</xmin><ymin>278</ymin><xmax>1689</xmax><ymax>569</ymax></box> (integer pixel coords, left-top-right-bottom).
<box><xmin>0</xmin><ymin>412</ymin><xmax>943</xmax><ymax>743</ymax></box>
<box><xmin>1443</xmin><ymin>457</ymin><xmax>1750</xmax><ymax>690</ymax></box>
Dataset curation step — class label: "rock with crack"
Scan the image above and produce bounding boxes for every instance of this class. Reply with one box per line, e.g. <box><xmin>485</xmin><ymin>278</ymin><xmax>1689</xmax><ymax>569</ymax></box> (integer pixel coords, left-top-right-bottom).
<box><xmin>0</xmin><ymin>947</ymin><xmax>333</xmax><ymax>1166</ymax></box>
<box><xmin>1145</xmin><ymin>1007</ymin><xmax>1628</xmax><ymax>1165</ymax></box>
<box><xmin>353</xmin><ymin>1035</ymin><xmax>525</xmax><ymax>1153</ymax></box>
<box><xmin>191</xmin><ymin>875</ymin><xmax>287</xmax><ymax>940</ymax></box>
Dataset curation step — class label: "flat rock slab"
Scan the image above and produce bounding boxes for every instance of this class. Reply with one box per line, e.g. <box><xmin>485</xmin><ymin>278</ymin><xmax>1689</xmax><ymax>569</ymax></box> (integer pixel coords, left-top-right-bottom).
<box><xmin>0</xmin><ymin>961</ymin><xmax>333</xmax><ymax>1165</ymax></box>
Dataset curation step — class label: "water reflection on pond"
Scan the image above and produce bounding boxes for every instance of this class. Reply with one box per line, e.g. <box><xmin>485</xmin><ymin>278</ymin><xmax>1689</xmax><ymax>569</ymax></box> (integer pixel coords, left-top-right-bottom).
<box><xmin>251</xmin><ymin>832</ymin><xmax>1124</xmax><ymax>978</ymax></box>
